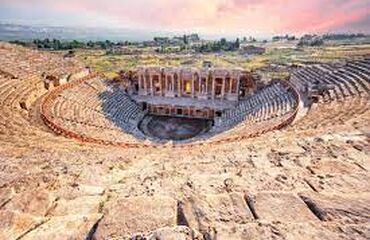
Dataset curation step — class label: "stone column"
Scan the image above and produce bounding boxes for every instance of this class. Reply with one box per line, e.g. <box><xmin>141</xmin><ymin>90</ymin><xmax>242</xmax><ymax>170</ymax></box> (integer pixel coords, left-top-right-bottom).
<box><xmin>138</xmin><ymin>75</ymin><xmax>142</xmax><ymax>94</ymax></box>
<box><xmin>221</xmin><ymin>77</ymin><xmax>226</xmax><ymax>99</ymax></box>
<box><xmin>179</xmin><ymin>72</ymin><xmax>182</xmax><ymax>97</ymax></box>
<box><xmin>199</xmin><ymin>77</ymin><xmax>202</xmax><ymax>95</ymax></box>
<box><xmin>211</xmin><ymin>76</ymin><xmax>215</xmax><ymax>100</ymax></box>
<box><xmin>227</xmin><ymin>78</ymin><xmax>230</xmax><ymax>95</ymax></box>
<box><xmin>191</xmin><ymin>75</ymin><xmax>195</xmax><ymax>98</ymax></box>
<box><xmin>205</xmin><ymin>75</ymin><xmax>209</xmax><ymax>97</ymax></box>
<box><xmin>144</xmin><ymin>75</ymin><xmax>148</xmax><ymax>95</ymax></box>
<box><xmin>172</xmin><ymin>76</ymin><xmax>175</xmax><ymax>92</ymax></box>
<box><xmin>150</xmin><ymin>74</ymin><xmax>154</xmax><ymax>96</ymax></box>
<box><xmin>236</xmin><ymin>76</ymin><xmax>240</xmax><ymax>99</ymax></box>
<box><xmin>164</xmin><ymin>74</ymin><xmax>167</xmax><ymax>93</ymax></box>
<box><xmin>160</xmin><ymin>74</ymin><xmax>163</xmax><ymax>96</ymax></box>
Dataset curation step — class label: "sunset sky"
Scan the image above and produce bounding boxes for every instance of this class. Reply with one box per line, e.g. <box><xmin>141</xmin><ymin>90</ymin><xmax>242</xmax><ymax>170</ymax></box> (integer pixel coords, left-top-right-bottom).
<box><xmin>1</xmin><ymin>0</ymin><xmax>369</xmax><ymax>37</ymax></box>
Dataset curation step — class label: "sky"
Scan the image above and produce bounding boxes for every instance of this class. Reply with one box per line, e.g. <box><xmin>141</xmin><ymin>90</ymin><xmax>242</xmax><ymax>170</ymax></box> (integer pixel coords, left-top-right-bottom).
<box><xmin>0</xmin><ymin>0</ymin><xmax>369</xmax><ymax>38</ymax></box>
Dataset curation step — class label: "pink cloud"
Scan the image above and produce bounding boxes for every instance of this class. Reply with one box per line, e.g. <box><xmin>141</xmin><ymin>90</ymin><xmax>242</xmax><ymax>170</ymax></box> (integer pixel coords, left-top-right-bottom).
<box><xmin>4</xmin><ymin>0</ymin><xmax>370</xmax><ymax>34</ymax></box>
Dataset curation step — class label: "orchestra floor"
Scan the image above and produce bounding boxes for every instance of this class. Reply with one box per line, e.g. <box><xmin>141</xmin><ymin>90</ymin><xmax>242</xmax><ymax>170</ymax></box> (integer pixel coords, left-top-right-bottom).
<box><xmin>140</xmin><ymin>115</ymin><xmax>212</xmax><ymax>141</ymax></box>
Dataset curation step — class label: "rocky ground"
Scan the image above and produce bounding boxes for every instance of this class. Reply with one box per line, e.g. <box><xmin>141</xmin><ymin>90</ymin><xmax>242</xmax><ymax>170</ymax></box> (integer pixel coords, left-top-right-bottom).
<box><xmin>1</xmin><ymin>111</ymin><xmax>369</xmax><ymax>240</ymax></box>
<box><xmin>0</xmin><ymin>43</ymin><xmax>369</xmax><ymax>239</ymax></box>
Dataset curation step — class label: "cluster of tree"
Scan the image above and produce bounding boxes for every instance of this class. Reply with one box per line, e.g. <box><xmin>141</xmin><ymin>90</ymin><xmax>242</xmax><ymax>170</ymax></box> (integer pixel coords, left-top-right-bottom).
<box><xmin>193</xmin><ymin>38</ymin><xmax>241</xmax><ymax>53</ymax></box>
<box><xmin>153</xmin><ymin>34</ymin><xmax>200</xmax><ymax>45</ymax></box>
<box><xmin>154</xmin><ymin>37</ymin><xmax>241</xmax><ymax>53</ymax></box>
<box><xmin>10</xmin><ymin>39</ymin><xmax>135</xmax><ymax>50</ymax></box>
<box><xmin>272</xmin><ymin>34</ymin><xmax>296</xmax><ymax>41</ymax></box>
<box><xmin>297</xmin><ymin>33</ymin><xmax>369</xmax><ymax>47</ymax></box>
<box><xmin>241</xmin><ymin>36</ymin><xmax>257</xmax><ymax>43</ymax></box>
<box><xmin>153</xmin><ymin>37</ymin><xmax>169</xmax><ymax>43</ymax></box>
<box><xmin>321</xmin><ymin>33</ymin><xmax>367</xmax><ymax>40</ymax></box>
<box><xmin>180</xmin><ymin>34</ymin><xmax>200</xmax><ymax>44</ymax></box>
<box><xmin>297</xmin><ymin>35</ymin><xmax>324</xmax><ymax>47</ymax></box>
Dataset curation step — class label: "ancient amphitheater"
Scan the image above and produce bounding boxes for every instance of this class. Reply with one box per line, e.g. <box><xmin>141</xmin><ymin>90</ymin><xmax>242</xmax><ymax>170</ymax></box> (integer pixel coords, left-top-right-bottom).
<box><xmin>0</xmin><ymin>42</ymin><xmax>369</xmax><ymax>240</ymax></box>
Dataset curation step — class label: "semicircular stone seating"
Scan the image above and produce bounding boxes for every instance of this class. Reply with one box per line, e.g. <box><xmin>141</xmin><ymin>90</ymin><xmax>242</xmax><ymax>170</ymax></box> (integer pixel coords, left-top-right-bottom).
<box><xmin>205</xmin><ymin>81</ymin><xmax>299</xmax><ymax>142</ymax></box>
<box><xmin>289</xmin><ymin>57</ymin><xmax>370</xmax><ymax>129</ymax></box>
<box><xmin>41</xmin><ymin>73</ymin><xmax>301</xmax><ymax>146</ymax></box>
<box><xmin>43</xmin><ymin>76</ymin><xmax>147</xmax><ymax>144</ymax></box>
<box><xmin>1</xmin><ymin>43</ymin><xmax>370</xmax><ymax>240</ymax></box>
<box><xmin>0</xmin><ymin>42</ymin><xmax>92</xmax><ymax>150</ymax></box>
<box><xmin>1</xmin><ymin>41</ymin><xmax>368</xmax><ymax>149</ymax></box>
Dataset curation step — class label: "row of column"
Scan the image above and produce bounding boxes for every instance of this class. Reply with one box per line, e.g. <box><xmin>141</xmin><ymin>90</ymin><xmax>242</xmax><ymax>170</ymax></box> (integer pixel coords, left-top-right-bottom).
<box><xmin>138</xmin><ymin>72</ymin><xmax>240</xmax><ymax>100</ymax></box>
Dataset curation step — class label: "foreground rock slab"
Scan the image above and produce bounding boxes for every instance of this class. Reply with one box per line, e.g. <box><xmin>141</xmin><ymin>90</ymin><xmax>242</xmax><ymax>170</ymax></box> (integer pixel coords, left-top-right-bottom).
<box><xmin>95</xmin><ymin>196</ymin><xmax>177</xmax><ymax>238</ymax></box>
<box><xmin>0</xmin><ymin>210</ymin><xmax>46</xmax><ymax>240</ymax></box>
<box><xmin>21</xmin><ymin>214</ymin><xmax>102</xmax><ymax>240</ymax></box>
<box><xmin>247</xmin><ymin>192</ymin><xmax>318</xmax><ymax>222</ymax></box>
<box><xmin>134</xmin><ymin>226</ymin><xmax>203</xmax><ymax>240</ymax></box>
<box><xmin>179</xmin><ymin>192</ymin><xmax>254</xmax><ymax>235</ymax></box>
<box><xmin>3</xmin><ymin>189</ymin><xmax>57</xmax><ymax>216</ymax></box>
<box><xmin>299</xmin><ymin>192</ymin><xmax>370</xmax><ymax>223</ymax></box>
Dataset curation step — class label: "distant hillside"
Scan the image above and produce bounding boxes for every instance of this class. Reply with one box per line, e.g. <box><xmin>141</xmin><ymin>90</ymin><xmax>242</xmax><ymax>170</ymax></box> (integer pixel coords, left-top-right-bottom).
<box><xmin>0</xmin><ymin>23</ymin><xmax>170</xmax><ymax>42</ymax></box>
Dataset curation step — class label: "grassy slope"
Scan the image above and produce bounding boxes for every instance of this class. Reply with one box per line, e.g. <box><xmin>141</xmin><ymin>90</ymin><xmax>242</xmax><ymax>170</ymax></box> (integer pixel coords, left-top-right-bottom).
<box><xmin>75</xmin><ymin>44</ymin><xmax>370</xmax><ymax>78</ymax></box>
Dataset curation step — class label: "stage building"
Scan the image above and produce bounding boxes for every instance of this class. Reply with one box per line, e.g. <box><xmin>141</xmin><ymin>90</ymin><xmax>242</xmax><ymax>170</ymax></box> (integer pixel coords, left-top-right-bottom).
<box><xmin>121</xmin><ymin>66</ymin><xmax>257</xmax><ymax>119</ymax></box>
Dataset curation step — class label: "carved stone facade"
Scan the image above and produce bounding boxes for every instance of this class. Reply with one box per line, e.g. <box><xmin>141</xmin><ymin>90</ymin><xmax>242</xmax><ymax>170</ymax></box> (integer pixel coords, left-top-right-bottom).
<box><xmin>121</xmin><ymin>66</ymin><xmax>256</xmax><ymax>119</ymax></box>
<box><xmin>147</xmin><ymin>104</ymin><xmax>215</xmax><ymax>119</ymax></box>
<box><xmin>136</xmin><ymin>66</ymin><xmax>247</xmax><ymax>101</ymax></box>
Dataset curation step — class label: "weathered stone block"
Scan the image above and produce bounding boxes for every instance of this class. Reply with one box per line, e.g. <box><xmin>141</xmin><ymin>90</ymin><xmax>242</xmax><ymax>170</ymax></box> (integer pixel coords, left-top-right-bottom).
<box><xmin>21</xmin><ymin>214</ymin><xmax>102</xmax><ymax>240</ymax></box>
<box><xmin>0</xmin><ymin>210</ymin><xmax>46</xmax><ymax>240</ymax></box>
<box><xmin>248</xmin><ymin>192</ymin><xmax>317</xmax><ymax>222</ymax></box>
<box><xmin>95</xmin><ymin>196</ymin><xmax>177</xmax><ymax>238</ymax></box>
<box><xmin>299</xmin><ymin>192</ymin><xmax>370</xmax><ymax>224</ymax></box>
<box><xmin>179</xmin><ymin>192</ymin><xmax>254</xmax><ymax>234</ymax></box>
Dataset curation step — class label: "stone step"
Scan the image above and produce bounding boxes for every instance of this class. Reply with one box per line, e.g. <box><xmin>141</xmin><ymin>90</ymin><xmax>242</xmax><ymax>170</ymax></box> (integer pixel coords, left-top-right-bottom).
<box><xmin>178</xmin><ymin>192</ymin><xmax>254</xmax><ymax>234</ymax></box>
<box><xmin>299</xmin><ymin>192</ymin><xmax>370</xmax><ymax>224</ymax></box>
<box><xmin>94</xmin><ymin>195</ymin><xmax>177</xmax><ymax>238</ymax></box>
<box><xmin>246</xmin><ymin>192</ymin><xmax>318</xmax><ymax>223</ymax></box>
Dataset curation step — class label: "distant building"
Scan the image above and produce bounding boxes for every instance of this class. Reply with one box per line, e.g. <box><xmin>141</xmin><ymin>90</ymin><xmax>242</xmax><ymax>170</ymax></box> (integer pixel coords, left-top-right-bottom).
<box><xmin>239</xmin><ymin>45</ymin><xmax>265</xmax><ymax>55</ymax></box>
<box><xmin>153</xmin><ymin>37</ymin><xmax>170</xmax><ymax>44</ymax></box>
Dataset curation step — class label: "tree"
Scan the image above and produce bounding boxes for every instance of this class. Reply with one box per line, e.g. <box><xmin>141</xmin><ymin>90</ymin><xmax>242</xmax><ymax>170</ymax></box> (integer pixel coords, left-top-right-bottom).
<box><xmin>234</xmin><ymin>38</ymin><xmax>240</xmax><ymax>49</ymax></box>
<box><xmin>52</xmin><ymin>39</ymin><xmax>61</xmax><ymax>50</ymax></box>
<box><xmin>220</xmin><ymin>38</ymin><xmax>227</xmax><ymax>46</ymax></box>
<box><xmin>87</xmin><ymin>41</ymin><xmax>94</xmax><ymax>48</ymax></box>
<box><xmin>183</xmin><ymin>34</ymin><xmax>188</xmax><ymax>44</ymax></box>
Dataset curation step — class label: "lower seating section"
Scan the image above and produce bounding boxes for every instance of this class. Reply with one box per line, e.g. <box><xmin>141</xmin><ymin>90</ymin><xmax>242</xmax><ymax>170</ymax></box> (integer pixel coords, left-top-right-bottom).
<box><xmin>99</xmin><ymin>86</ymin><xmax>144</xmax><ymax>130</ymax></box>
<box><xmin>210</xmin><ymin>82</ymin><xmax>297</xmax><ymax>135</ymax></box>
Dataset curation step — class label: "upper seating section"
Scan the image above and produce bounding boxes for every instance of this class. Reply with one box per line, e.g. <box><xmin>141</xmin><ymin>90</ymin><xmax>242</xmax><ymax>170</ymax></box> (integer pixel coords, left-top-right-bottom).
<box><xmin>290</xmin><ymin>58</ymin><xmax>370</xmax><ymax>102</ymax></box>
<box><xmin>0</xmin><ymin>43</ymin><xmax>109</xmax><ymax>149</ymax></box>
<box><xmin>0</xmin><ymin>42</ymin><xmax>85</xmax><ymax>81</ymax></box>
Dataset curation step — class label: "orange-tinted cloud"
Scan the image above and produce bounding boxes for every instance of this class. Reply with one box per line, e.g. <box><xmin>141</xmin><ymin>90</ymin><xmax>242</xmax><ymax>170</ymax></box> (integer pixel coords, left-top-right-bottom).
<box><xmin>3</xmin><ymin>0</ymin><xmax>370</xmax><ymax>34</ymax></box>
